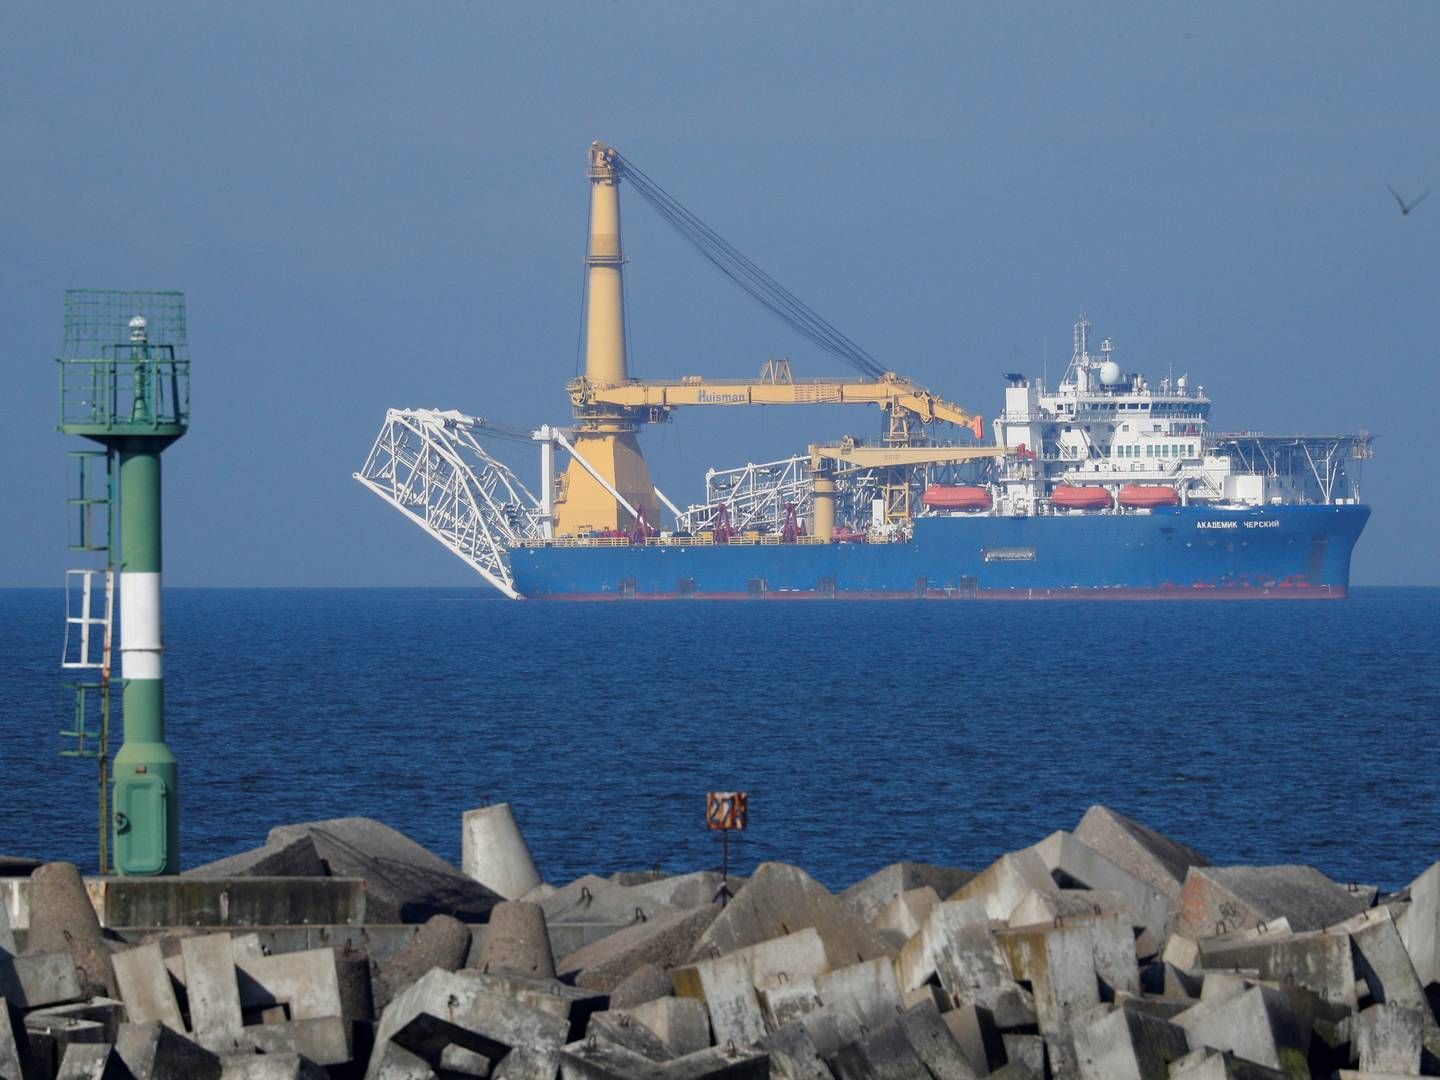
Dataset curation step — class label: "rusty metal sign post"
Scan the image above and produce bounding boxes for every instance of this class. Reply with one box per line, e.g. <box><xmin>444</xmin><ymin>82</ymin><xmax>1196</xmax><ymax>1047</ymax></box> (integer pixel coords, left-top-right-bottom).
<box><xmin>706</xmin><ymin>791</ymin><xmax>747</xmax><ymax>903</ymax></box>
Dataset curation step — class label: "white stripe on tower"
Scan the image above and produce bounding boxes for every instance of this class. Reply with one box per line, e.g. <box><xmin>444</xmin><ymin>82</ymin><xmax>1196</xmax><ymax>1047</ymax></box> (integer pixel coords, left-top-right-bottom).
<box><xmin>119</xmin><ymin>571</ymin><xmax>163</xmax><ymax>681</ymax></box>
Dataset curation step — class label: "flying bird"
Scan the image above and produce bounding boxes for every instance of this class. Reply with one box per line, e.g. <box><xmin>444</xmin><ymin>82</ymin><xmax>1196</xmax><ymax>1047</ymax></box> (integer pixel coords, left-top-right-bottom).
<box><xmin>1387</xmin><ymin>184</ymin><xmax>1430</xmax><ymax>216</ymax></box>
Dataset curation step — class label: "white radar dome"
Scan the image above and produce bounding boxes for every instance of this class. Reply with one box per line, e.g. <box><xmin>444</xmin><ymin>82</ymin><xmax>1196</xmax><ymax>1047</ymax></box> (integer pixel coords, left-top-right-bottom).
<box><xmin>1099</xmin><ymin>360</ymin><xmax>1122</xmax><ymax>386</ymax></box>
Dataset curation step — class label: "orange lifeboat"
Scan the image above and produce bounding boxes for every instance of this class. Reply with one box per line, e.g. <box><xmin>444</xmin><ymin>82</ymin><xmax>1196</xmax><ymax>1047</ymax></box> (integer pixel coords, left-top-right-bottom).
<box><xmin>1118</xmin><ymin>484</ymin><xmax>1180</xmax><ymax>509</ymax></box>
<box><xmin>923</xmin><ymin>485</ymin><xmax>992</xmax><ymax>511</ymax></box>
<box><xmin>1050</xmin><ymin>485</ymin><xmax>1112</xmax><ymax>511</ymax></box>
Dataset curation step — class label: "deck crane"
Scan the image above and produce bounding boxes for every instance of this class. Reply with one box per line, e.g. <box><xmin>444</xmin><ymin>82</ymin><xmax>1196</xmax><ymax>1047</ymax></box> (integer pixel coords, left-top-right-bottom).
<box><xmin>555</xmin><ymin>142</ymin><xmax>994</xmax><ymax>537</ymax></box>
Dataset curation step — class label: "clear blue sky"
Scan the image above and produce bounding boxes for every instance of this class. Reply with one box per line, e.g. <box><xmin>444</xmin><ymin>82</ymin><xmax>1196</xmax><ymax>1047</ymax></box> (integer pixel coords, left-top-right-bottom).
<box><xmin>4</xmin><ymin>2</ymin><xmax>1436</xmax><ymax>586</ymax></box>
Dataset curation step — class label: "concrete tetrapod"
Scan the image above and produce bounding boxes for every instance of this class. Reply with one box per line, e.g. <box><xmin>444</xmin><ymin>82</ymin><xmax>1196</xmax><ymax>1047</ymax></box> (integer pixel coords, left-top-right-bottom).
<box><xmin>25</xmin><ymin>863</ymin><xmax>117</xmax><ymax>1000</ymax></box>
<box><xmin>462</xmin><ymin>804</ymin><xmax>542</xmax><ymax>902</ymax></box>
<box><xmin>473</xmin><ymin>901</ymin><xmax>555</xmax><ymax>978</ymax></box>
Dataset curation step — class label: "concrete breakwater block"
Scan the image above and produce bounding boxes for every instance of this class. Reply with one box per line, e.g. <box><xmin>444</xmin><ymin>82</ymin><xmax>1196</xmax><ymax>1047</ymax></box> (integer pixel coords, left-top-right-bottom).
<box><xmin>541</xmin><ymin>876</ymin><xmax>685</xmax><ymax>928</ymax></box>
<box><xmin>371</xmin><ymin>913</ymin><xmax>471</xmax><ymax>1012</ymax></box>
<box><xmin>89</xmin><ymin>877</ymin><xmax>367</xmax><ymax>929</ymax></box>
<box><xmin>1179</xmin><ymin>865</ymin><xmax>1376</xmax><ymax>935</ymax></box>
<box><xmin>1073</xmin><ymin>1004</ymin><xmax>1190</xmax><ymax>1080</ymax></box>
<box><xmin>265</xmin><ymin>817</ymin><xmax>502</xmax><ymax>923</ymax></box>
<box><xmin>994</xmin><ymin>914</ymin><xmax>1138</xmax><ymax>1076</ymax></box>
<box><xmin>218</xmin><ymin>1052</ymin><xmax>328</xmax><ymax>1079</ymax></box>
<box><xmin>1198</xmin><ymin>927</ymin><xmax>1358</xmax><ymax>1009</ymax></box>
<box><xmin>1074</xmin><ymin>804</ymin><xmax>1212</xmax><ymax>900</ymax></box>
<box><xmin>462</xmin><ymin>803</ymin><xmax>542</xmax><ymax>902</ymax></box>
<box><xmin>473</xmin><ymin>901</ymin><xmax>555</xmax><ymax>979</ymax></box>
<box><xmin>22</xmin><ymin>802</ymin><xmax>1440</xmax><ymax>1079</ymax></box>
<box><xmin>624</xmin><ymin>996</ymin><xmax>711</xmax><ymax>1058</ymax></box>
<box><xmin>626</xmin><ymin>872</ymin><xmax>733</xmax><ymax>912</ymax></box>
<box><xmin>1</xmin><ymin>996</ymin><xmax>41</xmax><ymax>1080</ymax></box>
<box><xmin>1174</xmin><ymin>984</ymin><xmax>1310</xmax><ymax>1079</ymax></box>
<box><xmin>185</xmin><ymin>836</ymin><xmax>326</xmax><ymax>881</ymax></box>
<box><xmin>365</xmin><ymin>967</ymin><xmax>569</xmax><ymax>1080</ymax></box>
<box><xmin>687</xmin><ymin>862</ymin><xmax>892</xmax><ymax>967</ymax></box>
<box><xmin>1029</xmin><ymin>830</ymin><xmax>1174</xmax><ymax>941</ymax></box>
<box><xmin>609</xmin><ymin>963</ymin><xmax>675</xmax><ymax>1010</ymax></box>
<box><xmin>180</xmin><ymin>933</ymin><xmax>246</xmax><ymax>1054</ymax></box>
<box><xmin>558</xmin><ymin>1038</ymin><xmax>770</xmax><ymax>1079</ymax></box>
<box><xmin>26</xmin><ymin>863</ymin><xmax>117</xmax><ymax>1001</ymax></box>
<box><xmin>838</xmin><ymin>862</ymin><xmax>976</xmax><ymax>925</ymax></box>
<box><xmin>873</xmin><ymin>885</ymin><xmax>940</xmax><ymax>940</ymax></box>
<box><xmin>112</xmin><ymin>942</ymin><xmax>185</xmax><ymax>1029</ymax></box>
<box><xmin>585</xmin><ymin>1009</ymin><xmax>675</xmax><ymax>1063</ymax></box>
<box><xmin>0</xmin><ymin>949</ymin><xmax>83</xmax><ymax>1010</ymax></box>
<box><xmin>55</xmin><ymin>1041</ymin><xmax>125</xmax><ymax>1080</ymax></box>
<box><xmin>1355</xmin><ymin>1001</ymin><xmax>1424</xmax><ymax>1074</ymax></box>
<box><xmin>949</xmin><ymin>849</ymin><xmax>1058</xmax><ymax>922</ymax></box>
<box><xmin>115</xmin><ymin>1019</ymin><xmax>222</xmax><ymax>1079</ymax></box>
<box><xmin>468</xmin><ymin>971</ymin><xmax>607</xmax><ymax>1041</ymax></box>
<box><xmin>233</xmin><ymin>943</ymin><xmax>347</xmax><ymax>1023</ymax></box>
<box><xmin>673</xmin><ymin>928</ymin><xmax>830</xmax><ymax>1048</ymax></box>
<box><xmin>0</xmin><ymin>890</ymin><xmax>15</xmax><ymax>957</ymax></box>
<box><xmin>557</xmin><ymin>906</ymin><xmax>718</xmax><ymax>992</ymax></box>
<box><xmin>1169</xmin><ymin>1046</ymin><xmax>1289</xmax><ymax>1078</ymax></box>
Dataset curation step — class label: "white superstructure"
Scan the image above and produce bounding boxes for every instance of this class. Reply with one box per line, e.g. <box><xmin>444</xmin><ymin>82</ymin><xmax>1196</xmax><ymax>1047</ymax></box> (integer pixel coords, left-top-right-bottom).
<box><xmin>989</xmin><ymin>315</ymin><xmax>1370</xmax><ymax>515</ymax></box>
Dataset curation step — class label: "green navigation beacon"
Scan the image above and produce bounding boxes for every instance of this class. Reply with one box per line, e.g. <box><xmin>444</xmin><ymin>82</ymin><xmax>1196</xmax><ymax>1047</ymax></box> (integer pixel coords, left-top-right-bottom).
<box><xmin>58</xmin><ymin>290</ymin><xmax>190</xmax><ymax>875</ymax></box>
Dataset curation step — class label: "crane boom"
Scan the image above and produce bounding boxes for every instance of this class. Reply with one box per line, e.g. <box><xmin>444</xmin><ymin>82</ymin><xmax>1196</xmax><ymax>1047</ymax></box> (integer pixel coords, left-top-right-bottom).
<box><xmin>568</xmin><ymin>372</ymin><xmax>985</xmax><ymax>439</ymax></box>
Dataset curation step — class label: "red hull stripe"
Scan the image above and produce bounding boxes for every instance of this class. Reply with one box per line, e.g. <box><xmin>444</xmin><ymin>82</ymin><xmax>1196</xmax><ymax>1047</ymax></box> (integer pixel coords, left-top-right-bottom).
<box><xmin>525</xmin><ymin>585</ymin><xmax>1347</xmax><ymax>602</ymax></box>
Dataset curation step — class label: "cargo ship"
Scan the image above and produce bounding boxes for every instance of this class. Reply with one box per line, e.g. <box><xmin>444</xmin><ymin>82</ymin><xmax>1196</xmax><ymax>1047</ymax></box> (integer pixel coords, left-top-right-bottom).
<box><xmin>357</xmin><ymin>142</ymin><xmax>1373</xmax><ymax>600</ymax></box>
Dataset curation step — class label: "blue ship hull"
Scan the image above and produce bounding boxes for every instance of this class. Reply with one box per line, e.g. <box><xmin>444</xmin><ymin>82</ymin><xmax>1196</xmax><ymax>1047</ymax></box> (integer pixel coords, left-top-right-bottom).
<box><xmin>509</xmin><ymin>505</ymin><xmax>1369</xmax><ymax>600</ymax></box>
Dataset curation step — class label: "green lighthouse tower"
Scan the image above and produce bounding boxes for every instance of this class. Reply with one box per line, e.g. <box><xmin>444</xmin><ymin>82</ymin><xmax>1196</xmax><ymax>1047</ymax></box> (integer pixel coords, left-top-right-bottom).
<box><xmin>58</xmin><ymin>290</ymin><xmax>190</xmax><ymax>875</ymax></box>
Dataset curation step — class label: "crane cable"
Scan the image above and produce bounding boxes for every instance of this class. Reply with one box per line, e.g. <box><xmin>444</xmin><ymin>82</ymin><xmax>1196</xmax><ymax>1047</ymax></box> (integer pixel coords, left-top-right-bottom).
<box><xmin>611</xmin><ymin>152</ymin><xmax>890</xmax><ymax>382</ymax></box>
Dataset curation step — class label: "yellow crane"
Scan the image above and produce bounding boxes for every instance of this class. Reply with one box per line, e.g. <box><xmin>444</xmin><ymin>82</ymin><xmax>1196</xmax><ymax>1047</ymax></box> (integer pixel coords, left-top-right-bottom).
<box><xmin>567</xmin><ymin>368</ymin><xmax>984</xmax><ymax>439</ymax></box>
<box><xmin>554</xmin><ymin>143</ymin><xmax>992</xmax><ymax>537</ymax></box>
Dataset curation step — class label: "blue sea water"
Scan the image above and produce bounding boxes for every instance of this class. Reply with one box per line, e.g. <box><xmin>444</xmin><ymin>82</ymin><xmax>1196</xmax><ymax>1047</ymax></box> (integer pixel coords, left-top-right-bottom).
<box><xmin>2</xmin><ymin>587</ymin><xmax>1438</xmax><ymax>892</ymax></box>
